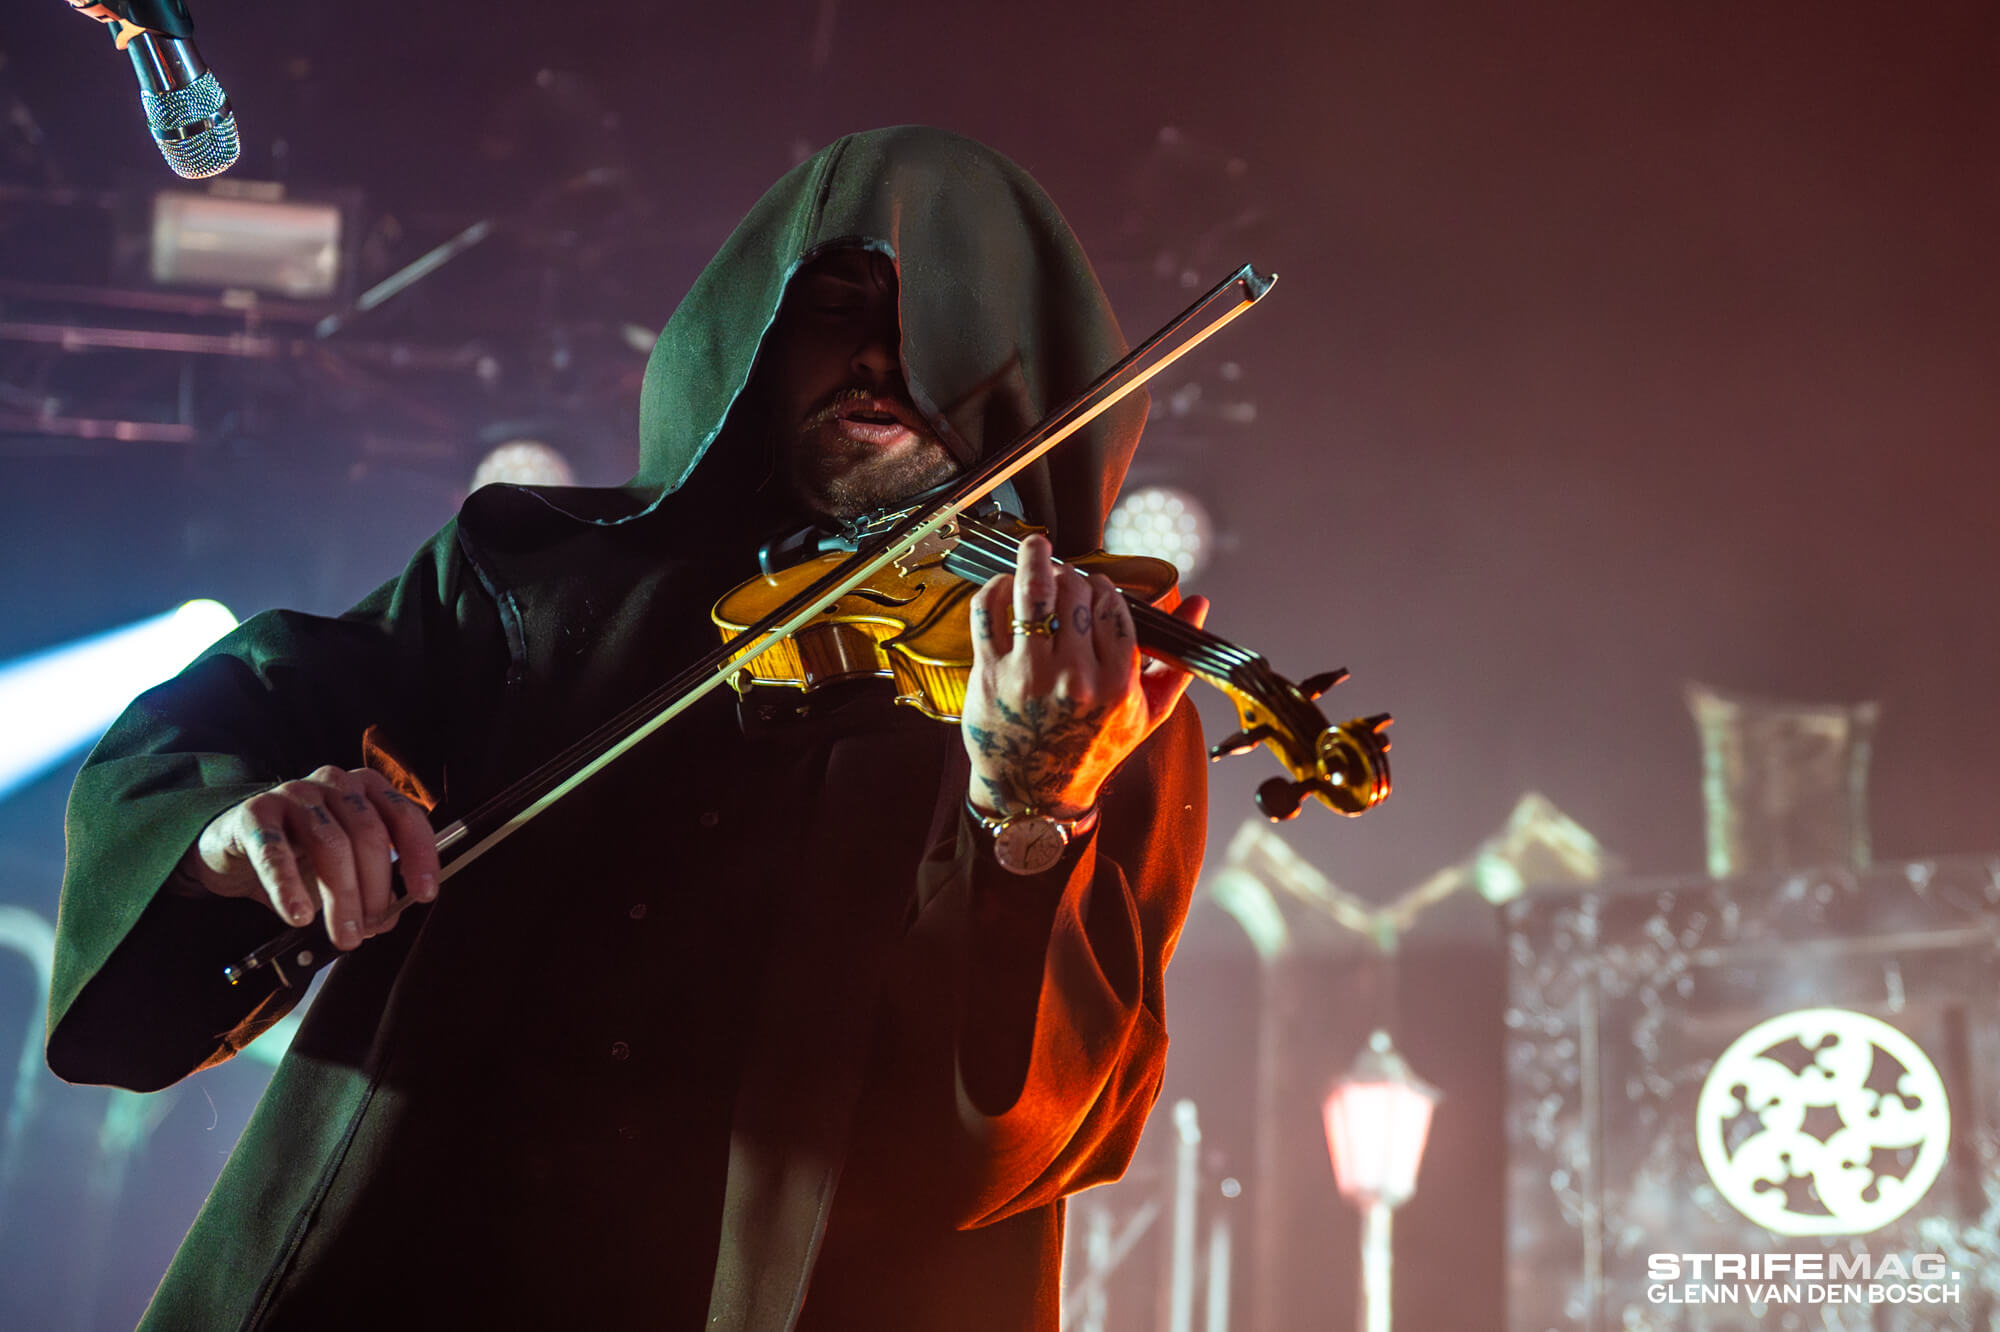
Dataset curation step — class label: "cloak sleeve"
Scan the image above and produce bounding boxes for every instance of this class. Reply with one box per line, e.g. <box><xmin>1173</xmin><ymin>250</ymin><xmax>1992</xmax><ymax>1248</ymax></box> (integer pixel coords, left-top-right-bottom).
<box><xmin>901</xmin><ymin>696</ymin><xmax>1207</xmax><ymax>1229</ymax></box>
<box><xmin>45</xmin><ymin>523</ymin><xmax>501</xmax><ymax>1093</ymax></box>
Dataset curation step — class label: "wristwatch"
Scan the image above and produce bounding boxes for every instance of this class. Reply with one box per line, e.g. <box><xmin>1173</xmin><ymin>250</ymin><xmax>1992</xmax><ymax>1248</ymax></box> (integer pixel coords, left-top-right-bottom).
<box><xmin>967</xmin><ymin>797</ymin><xmax>1100</xmax><ymax>876</ymax></box>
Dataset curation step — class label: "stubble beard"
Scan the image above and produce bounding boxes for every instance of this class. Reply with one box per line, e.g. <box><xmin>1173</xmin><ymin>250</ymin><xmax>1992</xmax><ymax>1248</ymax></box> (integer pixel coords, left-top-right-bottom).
<box><xmin>787</xmin><ymin>418</ymin><xmax>958</xmax><ymax>521</ymax></box>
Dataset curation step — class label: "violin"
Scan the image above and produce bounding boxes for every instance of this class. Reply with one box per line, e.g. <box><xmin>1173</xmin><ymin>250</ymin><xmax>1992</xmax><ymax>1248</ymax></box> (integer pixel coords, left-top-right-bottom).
<box><xmin>715</xmin><ymin>509</ymin><xmax>1391</xmax><ymax>820</ymax></box>
<box><xmin>227</xmin><ymin>264</ymin><xmax>1390</xmax><ymax>989</ymax></box>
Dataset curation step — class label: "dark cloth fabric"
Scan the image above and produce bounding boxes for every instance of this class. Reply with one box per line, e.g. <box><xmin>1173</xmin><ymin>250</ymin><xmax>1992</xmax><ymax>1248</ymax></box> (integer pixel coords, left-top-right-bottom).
<box><xmin>45</xmin><ymin>126</ymin><xmax>1207</xmax><ymax>1331</ymax></box>
<box><xmin>614</xmin><ymin>123</ymin><xmax>1145</xmax><ymax>559</ymax></box>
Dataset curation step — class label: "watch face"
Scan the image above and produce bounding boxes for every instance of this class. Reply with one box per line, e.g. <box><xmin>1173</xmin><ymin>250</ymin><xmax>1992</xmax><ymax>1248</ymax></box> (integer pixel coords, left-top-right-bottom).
<box><xmin>994</xmin><ymin>817</ymin><xmax>1069</xmax><ymax>875</ymax></box>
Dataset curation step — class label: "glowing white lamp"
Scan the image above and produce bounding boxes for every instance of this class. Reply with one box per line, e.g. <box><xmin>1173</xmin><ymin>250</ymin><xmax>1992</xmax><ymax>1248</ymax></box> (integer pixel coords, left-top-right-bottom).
<box><xmin>471</xmin><ymin>439</ymin><xmax>575</xmax><ymax>491</ymax></box>
<box><xmin>1322</xmin><ymin>1030</ymin><xmax>1440</xmax><ymax>1332</ymax></box>
<box><xmin>1104</xmin><ymin>484</ymin><xmax>1213</xmax><ymax>578</ymax></box>
<box><xmin>0</xmin><ymin>600</ymin><xmax>238</xmax><ymax>800</ymax></box>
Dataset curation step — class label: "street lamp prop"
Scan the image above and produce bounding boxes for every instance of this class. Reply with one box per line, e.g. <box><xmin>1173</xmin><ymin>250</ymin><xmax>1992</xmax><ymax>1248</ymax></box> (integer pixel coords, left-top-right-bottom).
<box><xmin>1322</xmin><ymin>1030</ymin><xmax>1441</xmax><ymax>1332</ymax></box>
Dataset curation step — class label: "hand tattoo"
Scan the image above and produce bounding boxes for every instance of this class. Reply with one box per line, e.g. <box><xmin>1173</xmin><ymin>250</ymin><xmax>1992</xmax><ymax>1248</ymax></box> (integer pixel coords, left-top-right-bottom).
<box><xmin>965</xmin><ymin>694</ymin><xmax>1106</xmax><ymax>812</ymax></box>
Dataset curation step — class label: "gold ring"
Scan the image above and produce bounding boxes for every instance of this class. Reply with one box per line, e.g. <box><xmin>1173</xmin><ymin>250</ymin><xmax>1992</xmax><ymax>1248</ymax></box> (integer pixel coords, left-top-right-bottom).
<box><xmin>1010</xmin><ymin>612</ymin><xmax>1058</xmax><ymax>638</ymax></box>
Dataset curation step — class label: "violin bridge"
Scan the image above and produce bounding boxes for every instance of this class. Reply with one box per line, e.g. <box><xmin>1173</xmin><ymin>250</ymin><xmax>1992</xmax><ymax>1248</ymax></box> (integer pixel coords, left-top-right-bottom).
<box><xmin>891</xmin><ymin>523</ymin><xmax>961</xmax><ymax>578</ymax></box>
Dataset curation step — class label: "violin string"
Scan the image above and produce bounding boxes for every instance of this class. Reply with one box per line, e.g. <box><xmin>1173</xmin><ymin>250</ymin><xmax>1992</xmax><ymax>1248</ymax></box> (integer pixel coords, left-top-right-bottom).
<box><xmin>952</xmin><ymin>553</ymin><xmax>1250</xmax><ymax>680</ymax></box>
<box><xmin>1249</xmin><ymin>660</ymin><xmax>1324</xmax><ymax>752</ymax></box>
<box><xmin>949</xmin><ymin>521</ymin><xmax>1259</xmax><ymax>678</ymax></box>
<box><xmin>957</xmin><ymin>529</ymin><xmax>1256</xmax><ymax>679</ymax></box>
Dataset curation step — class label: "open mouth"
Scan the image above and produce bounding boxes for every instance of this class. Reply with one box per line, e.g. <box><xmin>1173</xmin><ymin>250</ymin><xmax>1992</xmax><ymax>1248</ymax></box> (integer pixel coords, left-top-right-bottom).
<box><xmin>812</xmin><ymin>392</ymin><xmax>925</xmax><ymax>446</ymax></box>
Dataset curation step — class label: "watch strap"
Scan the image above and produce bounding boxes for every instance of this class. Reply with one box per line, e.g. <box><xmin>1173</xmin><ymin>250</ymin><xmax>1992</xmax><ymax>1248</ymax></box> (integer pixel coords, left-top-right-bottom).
<box><xmin>966</xmin><ymin>797</ymin><xmax>1100</xmax><ymax>876</ymax></box>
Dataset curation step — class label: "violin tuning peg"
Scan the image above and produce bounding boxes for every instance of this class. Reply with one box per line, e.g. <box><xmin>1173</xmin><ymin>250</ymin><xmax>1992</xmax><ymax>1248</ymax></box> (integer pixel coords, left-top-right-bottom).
<box><xmin>1255</xmin><ymin>776</ymin><xmax>1309</xmax><ymax>822</ymax></box>
<box><xmin>1299</xmin><ymin>669</ymin><xmax>1349</xmax><ymax>701</ymax></box>
<box><xmin>1209</xmin><ymin>725</ymin><xmax>1273</xmax><ymax>761</ymax></box>
<box><xmin>1365</xmin><ymin>713</ymin><xmax>1393</xmax><ymax>733</ymax></box>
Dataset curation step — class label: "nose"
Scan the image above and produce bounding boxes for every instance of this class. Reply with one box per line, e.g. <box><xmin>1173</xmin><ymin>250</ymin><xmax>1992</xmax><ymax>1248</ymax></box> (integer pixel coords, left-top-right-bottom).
<box><xmin>848</xmin><ymin>312</ymin><xmax>901</xmax><ymax>387</ymax></box>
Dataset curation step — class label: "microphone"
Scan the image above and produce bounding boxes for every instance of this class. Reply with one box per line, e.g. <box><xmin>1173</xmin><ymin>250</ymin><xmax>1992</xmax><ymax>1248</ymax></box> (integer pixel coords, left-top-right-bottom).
<box><xmin>126</xmin><ymin>28</ymin><xmax>239</xmax><ymax>179</ymax></box>
<box><xmin>62</xmin><ymin>0</ymin><xmax>239</xmax><ymax>179</ymax></box>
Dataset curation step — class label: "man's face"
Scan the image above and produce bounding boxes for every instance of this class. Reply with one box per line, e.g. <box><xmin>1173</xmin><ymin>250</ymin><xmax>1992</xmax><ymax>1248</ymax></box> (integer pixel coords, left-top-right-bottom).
<box><xmin>759</xmin><ymin>249</ymin><xmax>958</xmax><ymax>522</ymax></box>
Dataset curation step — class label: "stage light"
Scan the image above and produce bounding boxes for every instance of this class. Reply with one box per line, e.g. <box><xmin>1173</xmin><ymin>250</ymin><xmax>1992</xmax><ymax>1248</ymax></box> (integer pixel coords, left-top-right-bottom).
<box><xmin>471</xmin><ymin>439</ymin><xmax>575</xmax><ymax>491</ymax></box>
<box><xmin>1323</xmin><ymin>1031</ymin><xmax>1441</xmax><ymax>1332</ymax></box>
<box><xmin>0</xmin><ymin>600</ymin><xmax>239</xmax><ymax>801</ymax></box>
<box><xmin>1105</xmin><ymin>484</ymin><xmax>1212</xmax><ymax>578</ymax></box>
<box><xmin>150</xmin><ymin>187</ymin><xmax>343</xmax><ymax>299</ymax></box>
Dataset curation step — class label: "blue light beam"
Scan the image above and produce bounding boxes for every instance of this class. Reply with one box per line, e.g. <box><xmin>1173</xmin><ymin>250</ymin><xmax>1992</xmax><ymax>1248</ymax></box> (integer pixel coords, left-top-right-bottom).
<box><xmin>0</xmin><ymin>600</ymin><xmax>239</xmax><ymax>801</ymax></box>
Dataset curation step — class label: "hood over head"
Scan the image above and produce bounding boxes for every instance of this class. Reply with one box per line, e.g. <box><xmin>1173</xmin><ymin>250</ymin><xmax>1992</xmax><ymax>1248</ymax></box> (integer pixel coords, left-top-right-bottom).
<box><xmin>625</xmin><ymin>125</ymin><xmax>1144</xmax><ymax>557</ymax></box>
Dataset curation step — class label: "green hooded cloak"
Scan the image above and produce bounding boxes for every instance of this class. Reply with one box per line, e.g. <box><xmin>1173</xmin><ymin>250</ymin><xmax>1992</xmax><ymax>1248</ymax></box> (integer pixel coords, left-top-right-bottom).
<box><xmin>47</xmin><ymin>126</ymin><xmax>1205</xmax><ymax>1331</ymax></box>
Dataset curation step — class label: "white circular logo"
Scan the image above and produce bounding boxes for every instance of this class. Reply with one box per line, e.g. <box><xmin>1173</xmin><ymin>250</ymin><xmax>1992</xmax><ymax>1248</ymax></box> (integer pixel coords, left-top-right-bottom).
<box><xmin>1696</xmin><ymin>1008</ymin><xmax>1950</xmax><ymax>1236</ymax></box>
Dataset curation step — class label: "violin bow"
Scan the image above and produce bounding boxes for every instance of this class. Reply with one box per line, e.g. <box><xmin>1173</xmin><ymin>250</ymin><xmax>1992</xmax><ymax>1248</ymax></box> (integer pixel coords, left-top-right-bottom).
<box><xmin>229</xmin><ymin>266</ymin><xmax>1275</xmax><ymax>987</ymax></box>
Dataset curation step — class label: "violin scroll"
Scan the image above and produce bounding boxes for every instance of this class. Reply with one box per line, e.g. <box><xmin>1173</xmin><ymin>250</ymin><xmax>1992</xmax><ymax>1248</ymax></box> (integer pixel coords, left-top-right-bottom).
<box><xmin>1214</xmin><ymin>661</ymin><xmax>1392</xmax><ymax>821</ymax></box>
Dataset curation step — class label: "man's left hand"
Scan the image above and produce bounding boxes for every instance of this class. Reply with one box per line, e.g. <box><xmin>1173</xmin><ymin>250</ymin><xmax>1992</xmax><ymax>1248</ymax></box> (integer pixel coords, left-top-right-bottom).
<box><xmin>962</xmin><ymin>533</ymin><xmax>1208</xmax><ymax>819</ymax></box>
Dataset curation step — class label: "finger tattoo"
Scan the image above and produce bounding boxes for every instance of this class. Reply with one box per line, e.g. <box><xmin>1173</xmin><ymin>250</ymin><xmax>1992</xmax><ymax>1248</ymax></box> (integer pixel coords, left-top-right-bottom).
<box><xmin>254</xmin><ymin>826</ymin><xmax>286</xmax><ymax>849</ymax></box>
<box><xmin>309</xmin><ymin>805</ymin><xmax>333</xmax><ymax>826</ymax></box>
<box><xmin>344</xmin><ymin>793</ymin><xmax>369</xmax><ymax>811</ymax></box>
<box><xmin>1072</xmin><ymin>605</ymin><xmax>1092</xmax><ymax>634</ymax></box>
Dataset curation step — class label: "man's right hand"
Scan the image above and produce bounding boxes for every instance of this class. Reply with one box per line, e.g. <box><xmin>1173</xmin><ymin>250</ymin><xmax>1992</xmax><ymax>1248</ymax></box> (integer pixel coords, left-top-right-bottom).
<box><xmin>174</xmin><ymin>765</ymin><xmax>440</xmax><ymax>951</ymax></box>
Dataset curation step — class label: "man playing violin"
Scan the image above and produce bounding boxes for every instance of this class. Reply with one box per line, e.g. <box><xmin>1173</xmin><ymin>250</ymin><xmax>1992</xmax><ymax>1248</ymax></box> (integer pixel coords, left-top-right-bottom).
<box><xmin>47</xmin><ymin>126</ymin><xmax>1209</xmax><ymax>1331</ymax></box>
